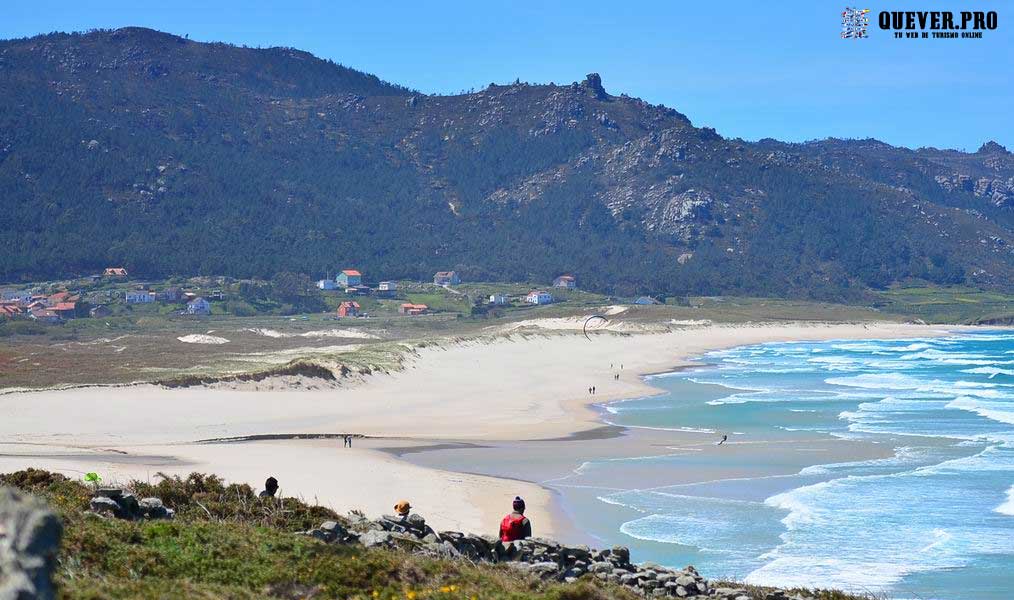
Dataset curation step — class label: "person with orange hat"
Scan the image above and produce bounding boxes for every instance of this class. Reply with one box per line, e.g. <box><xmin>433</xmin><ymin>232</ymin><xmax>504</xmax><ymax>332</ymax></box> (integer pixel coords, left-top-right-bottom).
<box><xmin>393</xmin><ymin>500</ymin><xmax>412</xmax><ymax>518</ymax></box>
<box><xmin>499</xmin><ymin>496</ymin><xmax>532</xmax><ymax>542</ymax></box>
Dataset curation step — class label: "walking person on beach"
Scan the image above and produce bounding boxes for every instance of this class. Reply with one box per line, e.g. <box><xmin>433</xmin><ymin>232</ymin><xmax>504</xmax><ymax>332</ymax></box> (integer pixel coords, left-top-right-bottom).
<box><xmin>499</xmin><ymin>496</ymin><xmax>532</xmax><ymax>542</ymax></box>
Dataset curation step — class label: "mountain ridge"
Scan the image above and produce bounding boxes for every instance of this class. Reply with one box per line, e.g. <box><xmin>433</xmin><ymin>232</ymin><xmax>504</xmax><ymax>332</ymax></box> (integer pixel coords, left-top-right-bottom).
<box><xmin>2</xmin><ymin>27</ymin><xmax>1013</xmax><ymax>300</ymax></box>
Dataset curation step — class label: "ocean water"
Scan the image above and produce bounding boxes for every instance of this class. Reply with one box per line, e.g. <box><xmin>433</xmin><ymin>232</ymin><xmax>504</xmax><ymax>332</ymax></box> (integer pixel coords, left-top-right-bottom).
<box><xmin>589</xmin><ymin>332</ymin><xmax>1014</xmax><ymax>600</ymax></box>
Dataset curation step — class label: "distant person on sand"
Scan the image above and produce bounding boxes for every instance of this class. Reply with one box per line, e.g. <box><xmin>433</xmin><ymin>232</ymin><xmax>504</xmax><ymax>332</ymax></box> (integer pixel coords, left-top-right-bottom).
<box><xmin>592</xmin><ymin>386</ymin><xmax>596</xmax><ymax>394</ymax></box>
<box><xmin>499</xmin><ymin>496</ymin><xmax>532</xmax><ymax>542</ymax></box>
<box><xmin>259</xmin><ymin>476</ymin><xmax>279</xmax><ymax>498</ymax></box>
<box><xmin>394</xmin><ymin>500</ymin><xmax>412</xmax><ymax>518</ymax></box>
<box><xmin>343</xmin><ymin>435</ymin><xmax>352</xmax><ymax>448</ymax></box>
<box><xmin>717</xmin><ymin>434</ymin><xmax>728</xmax><ymax>445</ymax></box>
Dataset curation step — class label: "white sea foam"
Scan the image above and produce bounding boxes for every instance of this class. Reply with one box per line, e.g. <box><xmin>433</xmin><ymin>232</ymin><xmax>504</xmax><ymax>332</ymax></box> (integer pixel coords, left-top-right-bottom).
<box><xmin>945</xmin><ymin>396</ymin><xmax>1014</xmax><ymax>425</ymax></box>
<box><xmin>996</xmin><ymin>485</ymin><xmax>1014</xmax><ymax>516</ymax></box>
<box><xmin>961</xmin><ymin>366</ymin><xmax>1014</xmax><ymax>378</ymax></box>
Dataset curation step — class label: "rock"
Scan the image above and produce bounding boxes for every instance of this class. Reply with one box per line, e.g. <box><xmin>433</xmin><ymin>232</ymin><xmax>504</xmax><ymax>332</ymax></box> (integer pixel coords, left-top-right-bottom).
<box><xmin>138</xmin><ymin>497</ymin><xmax>173</xmax><ymax>520</ymax></box>
<box><xmin>610</xmin><ymin>545</ymin><xmax>630</xmax><ymax>564</ymax></box>
<box><xmin>88</xmin><ymin>496</ymin><xmax>121</xmax><ymax>517</ymax></box>
<box><xmin>527</xmin><ymin>561</ymin><xmax>560</xmax><ymax>581</ymax></box>
<box><xmin>588</xmin><ymin>561</ymin><xmax>613</xmax><ymax>574</ymax></box>
<box><xmin>581</xmin><ymin>73</ymin><xmax>607</xmax><ymax>99</ymax></box>
<box><xmin>0</xmin><ymin>487</ymin><xmax>63</xmax><ymax>600</ymax></box>
<box><xmin>359</xmin><ymin>529</ymin><xmax>394</xmax><ymax>548</ymax></box>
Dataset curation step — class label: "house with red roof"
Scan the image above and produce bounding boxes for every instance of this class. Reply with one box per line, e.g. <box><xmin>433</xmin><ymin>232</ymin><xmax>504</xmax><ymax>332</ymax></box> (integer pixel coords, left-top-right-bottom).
<box><xmin>337</xmin><ymin>301</ymin><xmax>361</xmax><ymax>318</ymax></box>
<box><xmin>103</xmin><ymin>267</ymin><xmax>128</xmax><ymax>277</ymax></box>
<box><xmin>399</xmin><ymin>303</ymin><xmax>428</xmax><ymax>315</ymax></box>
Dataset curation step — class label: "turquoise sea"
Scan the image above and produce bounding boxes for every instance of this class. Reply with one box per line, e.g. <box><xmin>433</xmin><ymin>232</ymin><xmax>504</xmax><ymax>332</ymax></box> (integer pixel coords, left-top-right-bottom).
<box><xmin>581</xmin><ymin>331</ymin><xmax>1014</xmax><ymax>600</ymax></box>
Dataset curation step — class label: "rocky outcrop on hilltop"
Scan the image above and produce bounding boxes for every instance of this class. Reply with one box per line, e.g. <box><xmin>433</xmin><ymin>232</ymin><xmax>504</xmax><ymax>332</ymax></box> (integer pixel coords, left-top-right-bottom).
<box><xmin>294</xmin><ymin>512</ymin><xmax>816</xmax><ymax>600</ymax></box>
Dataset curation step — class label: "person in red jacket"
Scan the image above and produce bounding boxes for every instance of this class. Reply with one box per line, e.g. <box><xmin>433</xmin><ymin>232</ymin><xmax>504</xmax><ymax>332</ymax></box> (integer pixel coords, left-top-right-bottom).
<box><xmin>499</xmin><ymin>496</ymin><xmax>532</xmax><ymax>541</ymax></box>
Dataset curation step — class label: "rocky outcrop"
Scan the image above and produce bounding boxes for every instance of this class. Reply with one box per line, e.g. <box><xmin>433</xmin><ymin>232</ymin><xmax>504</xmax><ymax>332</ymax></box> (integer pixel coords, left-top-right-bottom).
<box><xmin>298</xmin><ymin>512</ymin><xmax>818</xmax><ymax>599</ymax></box>
<box><xmin>935</xmin><ymin>173</ymin><xmax>1014</xmax><ymax>208</ymax></box>
<box><xmin>0</xmin><ymin>487</ymin><xmax>62</xmax><ymax>600</ymax></box>
<box><xmin>87</xmin><ymin>488</ymin><xmax>174</xmax><ymax>521</ymax></box>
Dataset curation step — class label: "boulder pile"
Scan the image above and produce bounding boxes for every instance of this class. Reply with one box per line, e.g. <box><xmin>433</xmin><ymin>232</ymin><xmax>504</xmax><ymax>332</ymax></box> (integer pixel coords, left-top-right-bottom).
<box><xmin>299</xmin><ymin>512</ymin><xmax>816</xmax><ymax>600</ymax></box>
<box><xmin>88</xmin><ymin>488</ymin><xmax>174</xmax><ymax>521</ymax></box>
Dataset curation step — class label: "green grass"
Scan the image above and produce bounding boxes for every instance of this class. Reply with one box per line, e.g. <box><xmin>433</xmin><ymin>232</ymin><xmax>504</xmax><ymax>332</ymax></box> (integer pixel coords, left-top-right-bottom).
<box><xmin>876</xmin><ymin>285</ymin><xmax>1014</xmax><ymax>324</ymax></box>
<box><xmin>0</xmin><ymin>469</ymin><xmax>884</xmax><ymax>600</ymax></box>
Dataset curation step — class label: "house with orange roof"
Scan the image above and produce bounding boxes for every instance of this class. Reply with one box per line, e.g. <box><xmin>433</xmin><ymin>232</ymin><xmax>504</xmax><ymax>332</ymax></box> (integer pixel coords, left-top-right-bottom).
<box><xmin>336</xmin><ymin>269</ymin><xmax>362</xmax><ymax>287</ymax></box>
<box><xmin>399</xmin><ymin>303</ymin><xmax>428</xmax><ymax>315</ymax></box>
<box><xmin>51</xmin><ymin>302</ymin><xmax>78</xmax><ymax>319</ymax></box>
<box><xmin>103</xmin><ymin>267</ymin><xmax>128</xmax><ymax>277</ymax></box>
<box><xmin>337</xmin><ymin>301</ymin><xmax>361</xmax><ymax>318</ymax></box>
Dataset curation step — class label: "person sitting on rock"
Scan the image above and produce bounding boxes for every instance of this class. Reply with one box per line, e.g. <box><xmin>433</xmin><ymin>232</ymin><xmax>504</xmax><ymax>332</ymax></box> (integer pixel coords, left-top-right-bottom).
<box><xmin>499</xmin><ymin>496</ymin><xmax>532</xmax><ymax>542</ymax></box>
<box><xmin>259</xmin><ymin>476</ymin><xmax>279</xmax><ymax>498</ymax></box>
<box><xmin>393</xmin><ymin>499</ymin><xmax>412</xmax><ymax>518</ymax></box>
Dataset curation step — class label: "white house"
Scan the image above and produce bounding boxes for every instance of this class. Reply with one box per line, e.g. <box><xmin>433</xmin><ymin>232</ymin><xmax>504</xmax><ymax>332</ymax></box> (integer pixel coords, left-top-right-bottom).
<box><xmin>377</xmin><ymin>281</ymin><xmax>397</xmax><ymax>292</ymax></box>
<box><xmin>125</xmin><ymin>290</ymin><xmax>155</xmax><ymax>304</ymax></box>
<box><xmin>316</xmin><ymin>279</ymin><xmax>337</xmax><ymax>290</ymax></box>
<box><xmin>433</xmin><ymin>271</ymin><xmax>460</xmax><ymax>286</ymax></box>
<box><xmin>489</xmin><ymin>294</ymin><xmax>508</xmax><ymax>306</ymax></box>
<box><xmin>186</xmin><ymin>297</ymin><xmax>211</xmax><ymax>315</ymax></box>
<box><xmin>526</xmin><ymin>290</ymin><xmax>553</xmax><ymax>305</ymax></box>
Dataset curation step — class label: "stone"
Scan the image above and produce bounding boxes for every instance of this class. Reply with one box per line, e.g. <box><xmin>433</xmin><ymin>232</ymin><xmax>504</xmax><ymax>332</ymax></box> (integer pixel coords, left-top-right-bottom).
<box><xmin>358</xmin><ymin>529</ymin><xmax>394</xmax><ymax>548</ymax></box>
<box><xmin>88</xmin><ymin>496</ymin><xmax>120</xmax><ymax>517</ymax></box>
<box><xmin>139</xmin><ymin>497</ymin><xmax>173</xmax><ymax>520</ymax></box>
<box><xmin>588</xmin><ymin>561</ymin><xmax>613</xmax><ymax>574</ymax></box>
<box><xmin>0</xmin><ymin>487</ymin><xmax>63</xmax><ymax>600</ymax></box>
<box><xmin>610</xmin><ymin>545</ymin><xmax>630</xmax><ymax>564</ymax></box>
<box><xmin>405</xmin><ymin>513</ymin><xmax>426</xmax><ymax>529</ymax></box>
<box><xmin>527</xmin><ymin>561</ymin><xmax>560</xmax><ymax>581</ymax></box>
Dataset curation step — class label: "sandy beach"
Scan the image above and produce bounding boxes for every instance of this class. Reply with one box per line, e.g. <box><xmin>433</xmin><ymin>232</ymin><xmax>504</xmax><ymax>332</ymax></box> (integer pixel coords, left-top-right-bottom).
<box><xmin>0</xmin><ymin>321</ymin><xmax>961</xmax><ymax>536</ymax></box>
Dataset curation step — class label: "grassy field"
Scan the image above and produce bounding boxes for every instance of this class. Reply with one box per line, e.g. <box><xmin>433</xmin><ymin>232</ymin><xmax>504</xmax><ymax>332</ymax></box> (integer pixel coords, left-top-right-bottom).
<box><xmin>0</xmin><ymin>469</ymin><xmax>882</xmax><ymax>600</ymax></box>
<box><xmin>5</xmin><ymin>276</ymin><xmax>1012</xmax><ymax>390</ymax></box>
<box><xmin>874</xmin><ymin>285</ymin><xmax>1014</xmax><ymax>324</ymax></box>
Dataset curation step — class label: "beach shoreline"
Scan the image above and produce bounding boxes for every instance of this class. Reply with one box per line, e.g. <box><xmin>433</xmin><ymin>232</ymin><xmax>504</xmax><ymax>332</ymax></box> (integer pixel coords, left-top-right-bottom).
<box><xmin>0</xmin><ymin>321</ymin><xmax>972</xmax><ymax>538</ymax></box>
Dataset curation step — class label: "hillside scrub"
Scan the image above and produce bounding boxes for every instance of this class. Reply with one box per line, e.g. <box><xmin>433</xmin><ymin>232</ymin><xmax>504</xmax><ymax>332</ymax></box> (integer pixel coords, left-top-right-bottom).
<box><xmin>1</xmin><ymin>469</ymin><xmax>885</xmax><ymax>600</ymax></box>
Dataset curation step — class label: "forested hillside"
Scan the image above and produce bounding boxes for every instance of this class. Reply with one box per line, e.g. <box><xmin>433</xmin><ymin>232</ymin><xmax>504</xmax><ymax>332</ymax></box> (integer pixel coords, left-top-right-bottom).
<box><xmin>2</xmin><ymin>27</ymin><xmax>1013</xmax><ymax>300</ymax></box>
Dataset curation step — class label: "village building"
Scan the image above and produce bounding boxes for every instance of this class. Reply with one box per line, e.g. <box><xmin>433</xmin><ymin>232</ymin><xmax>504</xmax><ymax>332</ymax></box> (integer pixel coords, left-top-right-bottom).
<box><xmin>489</xmin><ymin>294</ymin><xmax>509</xmax><ymax>306</ymax></box>
<box><xmin>346</xmin><ymin>285</ymin><xmax>372</xmax><ymax>296</ymax></box>
<box><xmin>50</xmin><ymin>302</ymin><xmax>78</xmax><ymax>319</ymax></box>
<box><xmin>125</xmin><ymin>290</ymin><xmax>155</xmax><ymax>304</ymax></box>
<box><xmin>526</xmin><ymin>290</ymin><xmax>554</xmax><ymax>305</ymax></box>
<box><xmin>103</xmin><ymin>267</ymin><xmax>128</xmax><ymax>277</ymax></box>
<box><xmin>399</xmin><ymin>303</ymin><xmax>428</xmax><ymax>315</ymax></box>
<box><xmin>377</xmin><ymin>281</ymin><xmax>397</xmax><ymax>292</ymax></box>
<box><xmin>89</xmin><ymin>305</ymin><xmax>112</xmax><ymax>318</ymax></box>
<box><xmin>0</xmin><ymin>303</ymin><xmax>24</xmax><ymax>319</ymax></box>
<box><xmin>336</xmin><ymin>269</ymin><xmax>362</xmax><ymax>287</ymax></box>
<box><xmin>159</xmin><ymin>287</ymin><xmax>183</xmax><ymax>303</ymax></box>
<box><xmin>1</xmin><ymin>289</ymin><xmax>35</xmax><ymax>304</ymax></box>
<box><xmin>185</xmin><ymin>297</ymin><xmax>211</xmax><ymax>316</ymax></box>
<box><xmin>553</xmin><ymin>275</ymin><xmax>577</xmax><ymax>289</ymax></box>
<box><xmin>316</xmin><ymin>279</ymin><xmax>337</xmax><ymax>290</ymax></box>
<box><xmin>433</xmin><ymin>271</ymin><xmax>460</xmax><ymax>286</ymax></box>
<box><xmin>337</xmin><ymin>301</ymin><xmax>361</xmax><ymax>318</ymax></box>
<box><xmin>29</xmin><ymin>308</ymin><xmax>62</xmax><ymax>323</ymax></box>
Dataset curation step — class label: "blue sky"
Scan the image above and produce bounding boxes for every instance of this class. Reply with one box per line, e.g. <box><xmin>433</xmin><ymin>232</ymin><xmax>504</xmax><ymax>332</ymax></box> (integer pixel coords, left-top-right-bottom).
<box><xmin>4</xmin><ymin>0</ymin><xmax>1011</xmax><ymax>150</ymax></box>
